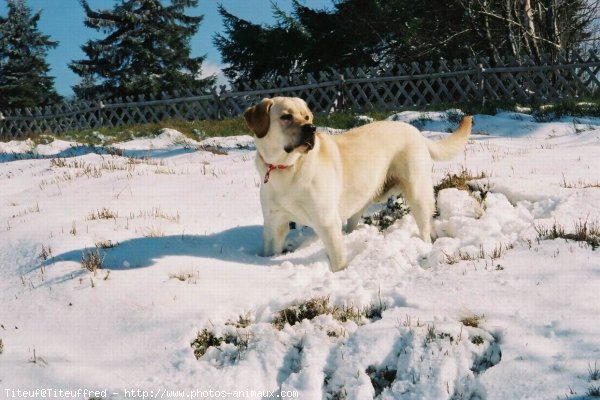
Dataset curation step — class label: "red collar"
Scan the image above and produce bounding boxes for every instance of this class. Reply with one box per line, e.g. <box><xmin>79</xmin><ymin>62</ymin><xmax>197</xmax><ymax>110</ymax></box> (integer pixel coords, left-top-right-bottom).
<box><xmin>263</xmin><ymin>163</ymin><xmax>289</xmax><ymax>183</ymax></box>
<box><xmin>258</xmin><ymin>153</ymin><xmax>291</xmax><ymax>183</ymax></box>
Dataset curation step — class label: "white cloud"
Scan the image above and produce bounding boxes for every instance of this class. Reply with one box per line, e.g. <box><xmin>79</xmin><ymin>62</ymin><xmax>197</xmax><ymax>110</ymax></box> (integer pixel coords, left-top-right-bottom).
<box><xmin>200</xmin><ymin>60</ymin><xmax>229</xmax><ymax>89</ymax></box>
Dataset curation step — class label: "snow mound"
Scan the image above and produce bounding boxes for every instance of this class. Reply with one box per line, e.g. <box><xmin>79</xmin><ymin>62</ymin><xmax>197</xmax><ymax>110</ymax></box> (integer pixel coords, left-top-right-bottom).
<box><xmin>0</xmin><ymin>138</ymin><xmax>107</xmax><ymax>160</ymax></box>
<box><xmin>386</xmin><ymin>109</ymin><xmax>465</xmax><ymax>133</ymax></box>
<box><xmin>113</xmin><ymin>128</ymin><xmax>200</xmax><ymax>157</ymax></box>
<box><xmin>198</xmin><ymin>134</ymin><xmax>255</xmax><ymax>151</ymax></box>
<box><xmin>2</xmin><ymin>110</ymin><xmax>600</xmax><ymax>398</ymax></box>
<box><xmin>0</xmin><ymin>138</ymin><xmax>35</xmax><ymax>154</ymax></box>
<box><xmin>431</xmin><ymin>189</ymin><xmax>534</xmax><ymax>266</ymax></box>
<box><xmin>189</xmin><ymin>310</ymin><xmax>500</xmax><ymax>400</ymax></box>
<box><xmin>34</xmin><ymin>139</ymin><xmax>85</xmax><ymax>157</ymax></box>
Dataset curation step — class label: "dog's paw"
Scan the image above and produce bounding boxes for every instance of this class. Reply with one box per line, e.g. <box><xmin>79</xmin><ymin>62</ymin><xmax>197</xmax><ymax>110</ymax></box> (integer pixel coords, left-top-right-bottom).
<box><xmin>329</xmin><ymin>259</ymin><xmax>348</xmax><ymax>273</ymax></box>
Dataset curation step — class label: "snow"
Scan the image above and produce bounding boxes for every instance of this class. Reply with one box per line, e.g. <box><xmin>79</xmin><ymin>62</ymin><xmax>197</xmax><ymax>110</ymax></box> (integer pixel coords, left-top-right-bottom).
<box><xmin>1</xmin><ymin>113</ymin><xmax>600</xmax><ymax>399</ymax></box>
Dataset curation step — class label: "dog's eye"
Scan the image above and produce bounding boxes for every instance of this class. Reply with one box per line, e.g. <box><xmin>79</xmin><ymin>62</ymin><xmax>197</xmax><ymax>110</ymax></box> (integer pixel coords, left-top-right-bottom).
<box><xmin>304</xmin><ymin>116</ymin><xmax>309</xmax><ymax>121</ymax></box>
<box><xmin>280</xmin><ymin>114</ymin><xmax>292</xmax><ymax>121</ymax></box>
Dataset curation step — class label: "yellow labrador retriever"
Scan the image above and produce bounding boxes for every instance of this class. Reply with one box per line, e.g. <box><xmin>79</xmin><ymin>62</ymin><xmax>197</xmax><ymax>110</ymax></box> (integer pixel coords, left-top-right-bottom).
<box><xmin>244</xmin><ymin>97</ymin><xmax>472</xmax><ymax>272</ymax></box>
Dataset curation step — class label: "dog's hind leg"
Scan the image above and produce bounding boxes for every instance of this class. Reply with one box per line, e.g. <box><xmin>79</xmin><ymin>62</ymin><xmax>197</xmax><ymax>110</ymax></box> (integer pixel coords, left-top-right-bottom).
<box><xmin>403</xmin><ymin>178</ymin><xmax>435</xmax><ymax>243</ymax></box>
<box><xmin>262</xmin><ymin>210</ymin><xmax>290</xmax><ymax>257</ymax></box>
<box><xmin>397</xmin><ymin>153</ymin><xmax>435</xmax><ymax>243</ymax></box>
<box><xmin>346</xmin><ymin>207</ymin><xmax>367</xmax><ymax>233</ymax></box>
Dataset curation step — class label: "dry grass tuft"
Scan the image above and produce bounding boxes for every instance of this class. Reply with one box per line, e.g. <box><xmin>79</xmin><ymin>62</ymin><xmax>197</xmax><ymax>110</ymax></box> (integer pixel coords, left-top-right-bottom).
<box><xmin>460</xmin><ymin>313</ymin><xmax>483</xmax><ymax>328</ymax></box>
<box><xmin>11</xmin><ymin>202</ymin><xmax>40</xmax><ymax>219</ymax></box>
<box><xmin>95</xmin><ymin>240</ymin><xmax>116</xmax><ymax>249</ymax></box>
<box><xmin>272</xmin><ymin>297</ymin><xmax>331</xmax><ymax>330</ymax></box>
<box><xmin>572</xmin><ymin>220</ymin><xmax>600</xmax><ymax>249</ymax></box>
<box><xmin>589</xmin><ymin>361</ymin><xmax>600</xmax><ymax>381</ymax></box>
<box><xmin>81</xmin><ymin>249</ymin><xmax>104</xmax><ymax>274</ymax></box>
<box><xmin>444</xmin><ymin>243</ymin><xmax>512</xmax><ymax>265</ymax></box>
<box><xmin>88</xmin><ymin>208</ymin><xmax>118</xmax><ymax>220</ymax></box>
<box><xmin>434</xmin><ymin>168</ymin><xmax>488</xmax><ymax>196</ymax></box>
<box><xmin>271</xmin><ymin>296</ymin><xmax>387</xmax><ymax>330</ymax></box>
<box><xmin>140</xmin><ymin>226</ymin><xmax>165</xmax><ymax>238</ymax></box>
<box><xmin>536</xmin><ymin>219</ymin><xmax>600</xmax><ymax>249</ymax></box>
<box><xmin>131</xmin><ymin>207</ymin><xmax>180</xmax><ymax>222</ymax></box>
<box><xmin>38</xmin><ymin>244</ymin><xmax>52</xmax><ymax>261</ymax></box>
<box><xmin>561</xmin><ymin>173</ymin><xmax>600</xmax><ymax>189</ymax></box>
<box><xmin>168</xmin><ymin>270</ymin><xmax>199</xmax><ymax>284</ymax></box>
<box><xmin>226</xmin><ymin>312</ymin><xmax>253</xmax><ymax>329</ymax></box>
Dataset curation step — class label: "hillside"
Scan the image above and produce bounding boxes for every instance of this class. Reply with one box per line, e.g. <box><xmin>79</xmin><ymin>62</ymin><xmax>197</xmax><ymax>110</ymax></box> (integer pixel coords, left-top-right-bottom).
<box><xmin>1</xmin><ymin>111</ymin><xmax>599</xmax><ymax>399</ymax></box>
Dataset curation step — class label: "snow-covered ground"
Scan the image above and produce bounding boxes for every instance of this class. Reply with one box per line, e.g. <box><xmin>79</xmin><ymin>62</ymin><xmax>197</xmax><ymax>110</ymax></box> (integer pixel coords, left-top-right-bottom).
<box><xmin>1</xmin><ymin>112</ymin><xmax>599</xmax><ymax>399</ymax></box>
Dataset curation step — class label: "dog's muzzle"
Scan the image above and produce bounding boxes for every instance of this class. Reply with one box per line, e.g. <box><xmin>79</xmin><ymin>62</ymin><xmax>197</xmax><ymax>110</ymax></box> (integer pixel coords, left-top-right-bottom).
<box><xmin>285</xmin><ymin>124</ymin><xmax>317</xmax><ymax>153</ymax></box>
<box><xmin>302</xmin><ymin>124</ymin><xmax>317</xmax><ymax>135</ymax></box>
<box><xmin>300</xmin><ymin>124</ymin><xmax>316</xmax><ymax>150</ymax></box>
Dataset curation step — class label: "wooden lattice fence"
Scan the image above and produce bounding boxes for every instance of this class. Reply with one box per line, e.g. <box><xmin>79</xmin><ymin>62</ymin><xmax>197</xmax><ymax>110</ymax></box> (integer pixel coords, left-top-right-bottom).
<box><xmin>1</xmin><ymin>51</ymin><xmax>599</xmax><ymax>139</ymax></box>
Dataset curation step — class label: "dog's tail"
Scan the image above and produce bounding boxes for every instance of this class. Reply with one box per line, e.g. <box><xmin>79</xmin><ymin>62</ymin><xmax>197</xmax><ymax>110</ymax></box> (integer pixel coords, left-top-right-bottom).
<box><xmin>426</xmin><ymin>116</ymin><xmax>472</xmax><ymax>161</ymax></box>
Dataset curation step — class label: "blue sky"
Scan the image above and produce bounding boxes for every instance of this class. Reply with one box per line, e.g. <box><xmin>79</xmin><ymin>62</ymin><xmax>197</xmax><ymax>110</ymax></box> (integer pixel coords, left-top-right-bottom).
<box><xmin>0</xmin><ymin>0</ymin><xmax>330</xmax><ymax>97</ymax></box>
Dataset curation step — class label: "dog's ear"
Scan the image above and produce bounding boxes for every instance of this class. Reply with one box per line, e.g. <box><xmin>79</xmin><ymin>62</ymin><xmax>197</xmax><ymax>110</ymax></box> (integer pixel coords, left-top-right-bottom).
<box><xmin>244</xmin><ymin>98</ymin><xmax>274</xmax><ymax>138</ymax></box>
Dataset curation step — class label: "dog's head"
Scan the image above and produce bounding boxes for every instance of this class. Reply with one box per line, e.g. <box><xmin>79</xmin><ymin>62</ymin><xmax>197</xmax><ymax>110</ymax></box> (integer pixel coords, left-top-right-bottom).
<box><xmin>244</xmin><ymin>97</ymin><xmax>316</xmax><ymax>160</ymax></box>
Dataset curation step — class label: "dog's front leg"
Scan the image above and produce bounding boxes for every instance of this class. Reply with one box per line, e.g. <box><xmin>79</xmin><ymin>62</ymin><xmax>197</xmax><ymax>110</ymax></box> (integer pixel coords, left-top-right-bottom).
<box><xmin>314</xmin><ymin>219</ymin><xmax>347</xmax><ymax>272</ymax></box>
<box><xmin>262</xmin><ymin>211</ymin><xmax>290</xmax><ymax>257</ymax></box>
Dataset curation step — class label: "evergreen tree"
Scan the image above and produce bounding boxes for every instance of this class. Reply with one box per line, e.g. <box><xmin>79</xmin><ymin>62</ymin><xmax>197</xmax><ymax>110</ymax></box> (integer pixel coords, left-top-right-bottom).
<box><xmin>0</xmin><ymin>0</ymin><xmax>60</xmax><ymax>110</ymax></box>
<box><xmin>215</xmin><ymin>0</ymin><xmax>598</xmax><ymax>83</ymax></box>
<box><xmin>214</xmin><ymin>0</ymin><xmax>469</xmax><ymax>84</ymax></box>
<box><xmin>69</xmin><ymin>0</ymin><xmax>215</xmax><ymax>100</ymax></box>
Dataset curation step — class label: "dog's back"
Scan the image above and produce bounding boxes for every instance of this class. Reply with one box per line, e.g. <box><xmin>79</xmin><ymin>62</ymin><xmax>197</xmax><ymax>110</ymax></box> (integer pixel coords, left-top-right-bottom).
<box><xmin>327</xmin><ymin>117</ymin><xmax>472</xmax><ymax>237</ymax></box>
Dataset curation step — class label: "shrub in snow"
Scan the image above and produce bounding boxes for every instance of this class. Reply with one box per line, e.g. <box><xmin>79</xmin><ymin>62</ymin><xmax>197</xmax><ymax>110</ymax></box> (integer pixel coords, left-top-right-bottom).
<box><xmin>446</xmin><ymin>109</ymin><xmax>465</xmax><ymax>125</ymax></box>
<box><xmin>588</xmin><ymin>385</ymin><xmax>600</xmax><ymax>397</ymax></box>
<box><xmin>191</xmin><ymin>314</ymin><xmax>255</xmax><ymax>361</ymax></box>
<box><xmin>366</xmin><ymin>365</ymin><xmax>397</xmax><ymax>397</ymax></box>
<box><xmin>471</xmin><ymin>335</ymin><xmax>484</xmax><ymax>345</ymax></box>
<box><xmin>363</xmin><ymin>196</ymin><xmax>410</xmax><ymax>232</ymax></box>
<box><xmin>191</xmin><ymin>329</ymin><xmax>222</xmax><ymax>359</ymax></box>
<box><xmin>407</xmin><ymin>116</ymin><xmax>433</xmax><ymax>130</ymax></box>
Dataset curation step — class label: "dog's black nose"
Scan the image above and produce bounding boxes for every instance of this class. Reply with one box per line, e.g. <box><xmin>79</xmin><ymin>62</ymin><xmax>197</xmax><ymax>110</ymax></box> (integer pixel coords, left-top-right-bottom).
<box><xmin>302</xmin><ymin>124</ymin><xmax>317</xmax><ymax>134</ymax></box>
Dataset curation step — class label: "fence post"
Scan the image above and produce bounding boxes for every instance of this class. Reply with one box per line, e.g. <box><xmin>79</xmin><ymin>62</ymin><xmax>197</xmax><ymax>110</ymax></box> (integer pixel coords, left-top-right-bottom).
<box><xmin>477</xmin><ymin>63</ymin><xmax>486</xmax><ymax>107</ymax></box>
<box><xmin>98</xmin><ymin>100</ymin><xmax>105</xmax><ymax>128</ymax></box>
<box><xmin>211</xmin><ymin>88</ymin><xmax>226</xmax><ymax>120</ymax></box>
<box><xmin>337</xmin><ymin>74</ymin><xmax>346</xmax><ymax>112</ymax></box>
